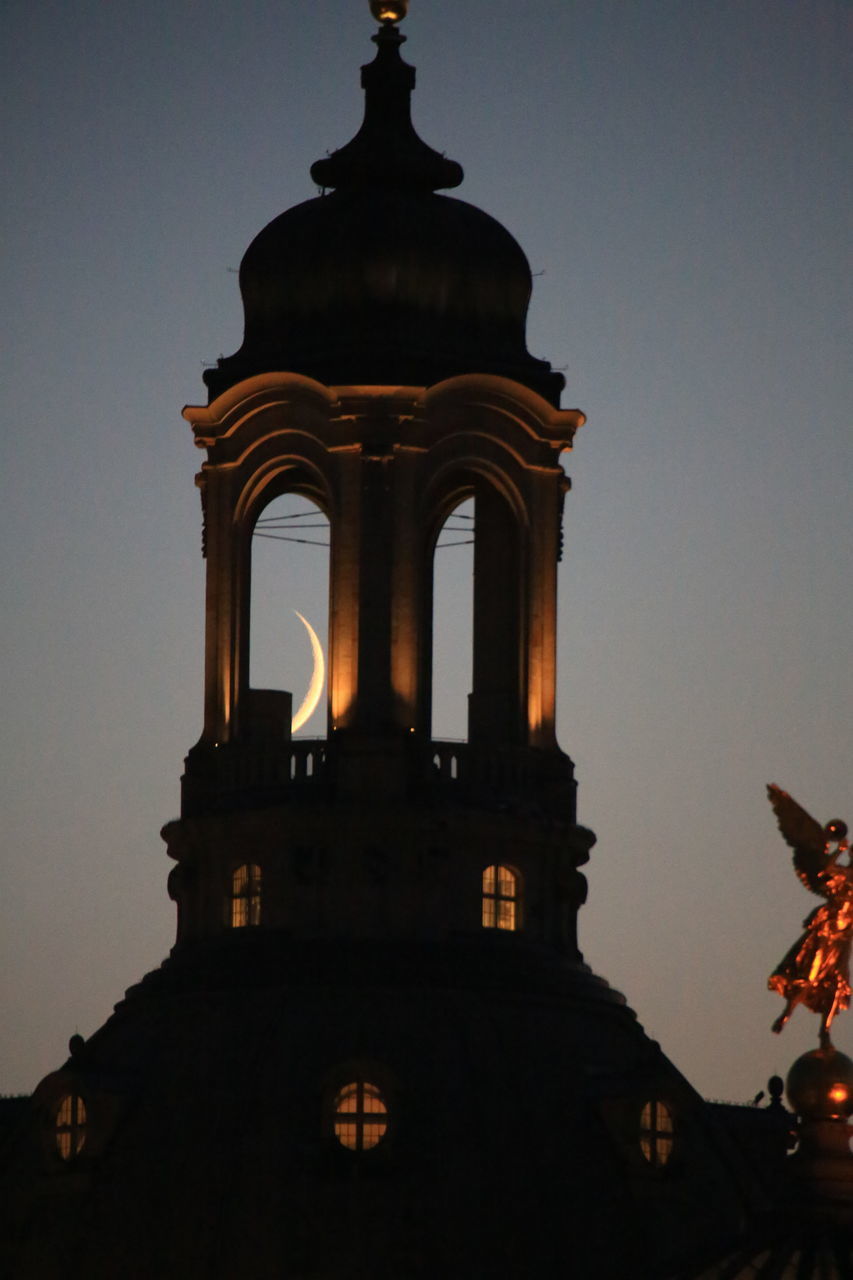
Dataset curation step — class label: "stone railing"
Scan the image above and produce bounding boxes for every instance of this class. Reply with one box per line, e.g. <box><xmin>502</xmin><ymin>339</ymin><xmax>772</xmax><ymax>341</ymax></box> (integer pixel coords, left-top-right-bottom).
<box><xmin>182</xmin><ymin>738</ymin><xmax>328</xmax><ymax>815</ymax></box>
<box><xmin>181</xmin><ymin>735</ymin><xmax>575</xmax><ymax>821</ymax></box>
<box><xmin>425</xmin><ymin>741</ymin><xmax>576</xmax><ymax>821</ymax></box>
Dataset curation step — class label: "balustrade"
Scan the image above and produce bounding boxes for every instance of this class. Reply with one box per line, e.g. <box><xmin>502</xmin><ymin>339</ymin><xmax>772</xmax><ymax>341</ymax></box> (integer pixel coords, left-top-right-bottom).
<box><xmin>182</xmin><ymin>735</ymin><xmax>574</xmax><ymax>820</ymax></box>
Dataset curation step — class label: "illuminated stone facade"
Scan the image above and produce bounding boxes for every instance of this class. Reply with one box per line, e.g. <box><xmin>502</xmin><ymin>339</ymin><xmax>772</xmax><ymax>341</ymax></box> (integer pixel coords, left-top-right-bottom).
<box><xmin>168</xmin><ymin>372</ymin><xmax>589</xmax><ymax>953</ymax></box>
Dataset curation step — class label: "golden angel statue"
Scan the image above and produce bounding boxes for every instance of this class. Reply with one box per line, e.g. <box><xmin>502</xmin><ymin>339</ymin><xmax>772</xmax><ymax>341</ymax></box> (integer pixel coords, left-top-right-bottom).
<box><xmin>767</xmin><ymin>784</ymin><xmax>852</xmax><ymax>1046</ymax></box>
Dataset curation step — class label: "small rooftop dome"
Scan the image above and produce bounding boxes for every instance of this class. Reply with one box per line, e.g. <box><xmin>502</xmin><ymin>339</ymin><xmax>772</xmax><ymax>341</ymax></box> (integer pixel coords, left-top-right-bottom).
<box><xmin>204</xmin><ymin>18</ymin><xmax>564</xmax><ymax>405</ymax></box>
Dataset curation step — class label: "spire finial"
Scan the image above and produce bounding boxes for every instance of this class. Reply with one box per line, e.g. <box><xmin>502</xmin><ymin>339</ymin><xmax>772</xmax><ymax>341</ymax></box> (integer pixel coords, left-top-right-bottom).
<box><xmin>311</xmin><ymin>2</ymin><xmax>462</xmax><ymax>192</ymax></box>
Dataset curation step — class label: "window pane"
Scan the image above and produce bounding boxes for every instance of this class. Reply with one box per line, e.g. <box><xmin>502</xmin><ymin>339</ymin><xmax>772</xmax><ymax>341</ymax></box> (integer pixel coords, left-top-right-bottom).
<box><xmin>231</xmin><ymin>864</ymin><xmax>261</xmax><ymax>928</ymax></box>
<box><xmin>335</xmin><ymin>1120</ymin><xmax>358</xmax><ymax>1150</ymax></box>
<box><xmin>361</xmin><ymin>1121</ymin><xmax>386</xmax><ymax>1150</ymax></box>
<box><xmin>333</xmin><ymin>1080</ymin><xmax>388</xmax><ymax>1152</ymax></box>
<box><xmin>55</xmin><ymin>1094</ymin><xmax>86</xmax><ymax>1161</ymax></box>
<box><xmin>497</xmin><ymin>866</ymin><xmax>515</xmax><ymax>896</ymax></box>
<box><xmin>497</xmin><ymin>899</ymin><xmax>515</xmax><ymax>930</ymax></box>
<box><xmin>483</xmin><ymin>865</ymin><xmax>519</xmax><ymax>932</ymax></box>
<box><xmin>337</xmin><ymin>1085</ymin><xmax>359</xmax><ymax>1113</ymax></box>
<box><xmin>640</xmin><ymin>1100</ymin><xmax>674</xmax><ymax>1167</ymax></box>
<box><xmin>363</xmin><ymin>1090</ymin><xmax>386</xmax><ymax>1115</ymax></box>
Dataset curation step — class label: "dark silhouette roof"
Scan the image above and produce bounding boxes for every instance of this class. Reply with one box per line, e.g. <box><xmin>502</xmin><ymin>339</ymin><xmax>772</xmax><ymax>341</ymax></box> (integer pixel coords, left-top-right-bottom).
<box><xmin>204</xmin><ymin>23</ymin><xmax>564</xmax><ymax>404</ymax></box>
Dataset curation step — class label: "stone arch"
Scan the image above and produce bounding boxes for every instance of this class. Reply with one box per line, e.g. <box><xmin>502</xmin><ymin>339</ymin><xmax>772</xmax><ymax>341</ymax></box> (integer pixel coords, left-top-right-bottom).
<box><xmin>233</xmin><ymin>434</ymin><xmax>336</xmax><ymax>531</ymax></box>
<box><xmin>420</xmin><ymin>456</ymin><xmax>529</xmax><ymax>747</ymax></box>
<box><xmin>228</xmin><ymin>453</ymin><xmax>335</xmax><ymax>743</ymax></box>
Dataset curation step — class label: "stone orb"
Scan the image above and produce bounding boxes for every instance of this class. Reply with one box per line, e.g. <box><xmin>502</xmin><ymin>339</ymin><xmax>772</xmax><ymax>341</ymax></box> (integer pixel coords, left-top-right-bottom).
<box><xmin>786</xmin><ymin>1047</ymin><xmax>853</xmax><ymax>1120</ymax></box>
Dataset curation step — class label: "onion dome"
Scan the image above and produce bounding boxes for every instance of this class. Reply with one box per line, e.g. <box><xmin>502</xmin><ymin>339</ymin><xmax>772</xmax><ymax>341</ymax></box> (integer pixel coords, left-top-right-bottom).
<box><xmin>203</xmin><ymin>15</ymin><xmax>564</xmax><ymax>405</ymax></box>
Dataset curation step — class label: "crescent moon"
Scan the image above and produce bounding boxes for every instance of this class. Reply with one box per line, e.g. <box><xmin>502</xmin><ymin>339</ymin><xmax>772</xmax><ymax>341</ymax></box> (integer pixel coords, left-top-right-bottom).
<box><xmin>291</xmin><ymin>611</ymin><xmax>326</xmax><ymax>733</ymax></box>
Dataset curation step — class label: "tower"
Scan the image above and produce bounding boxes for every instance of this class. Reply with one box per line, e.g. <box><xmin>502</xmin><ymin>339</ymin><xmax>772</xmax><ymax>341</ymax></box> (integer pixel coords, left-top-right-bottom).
<box><xmin>169</xmin><ymin>7</ymin><xmax>590</xmax><ymax>972</ymax></box>
<box><xmin>1</xmin><ymin>10</ymin><xmax>772</xmax><ymax>1278</ymax></box>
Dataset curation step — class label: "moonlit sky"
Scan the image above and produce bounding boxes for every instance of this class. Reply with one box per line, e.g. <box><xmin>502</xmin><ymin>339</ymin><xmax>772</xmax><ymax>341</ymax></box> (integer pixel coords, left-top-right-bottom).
<box><xmin>2</xmin><ymin>1</ymin><xmax>850</xmax><ymax>1103</ymax></box>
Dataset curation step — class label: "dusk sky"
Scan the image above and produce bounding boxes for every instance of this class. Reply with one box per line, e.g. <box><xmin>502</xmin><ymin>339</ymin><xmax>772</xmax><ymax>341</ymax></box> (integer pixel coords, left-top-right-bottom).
<box><xmin>2</xmin><ymin>1</ymin><xmax>851</xmax><ymax>1104</ymax></box>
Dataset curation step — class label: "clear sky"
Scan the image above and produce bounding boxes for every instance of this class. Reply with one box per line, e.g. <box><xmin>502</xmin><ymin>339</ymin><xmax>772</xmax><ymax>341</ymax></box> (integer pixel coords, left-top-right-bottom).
<box><xmin>2</xmin><ymin>0</ymin><xmax>850</xmax><ymax>1103</ymax></box>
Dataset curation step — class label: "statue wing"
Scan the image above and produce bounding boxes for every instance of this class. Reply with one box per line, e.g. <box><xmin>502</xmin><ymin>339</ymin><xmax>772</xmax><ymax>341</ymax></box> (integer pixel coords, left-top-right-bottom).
<box><xmin>767</xmin><ymin>783</ymin><xmax>829</xmax><ymax>896</ymax></box>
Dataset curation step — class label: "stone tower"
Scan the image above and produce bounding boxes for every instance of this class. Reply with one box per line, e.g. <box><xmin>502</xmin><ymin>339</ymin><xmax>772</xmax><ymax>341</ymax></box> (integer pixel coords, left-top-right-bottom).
<box><xmin>1</xmin><ymin>10</ymin><xmax>769</xmax><ymax>1278</ymax></box>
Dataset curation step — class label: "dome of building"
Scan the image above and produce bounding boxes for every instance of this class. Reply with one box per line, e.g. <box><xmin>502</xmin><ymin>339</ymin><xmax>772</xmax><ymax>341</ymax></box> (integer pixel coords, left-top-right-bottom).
<box><xmin>787</xmin><ymin>1047</ymin><xmax>853</xmax><ymax>1122</ymax></box>
<box><xmin>203</xmin><ymin>23</ymin><xmax>564</xmax><ymax>405</ymax></box>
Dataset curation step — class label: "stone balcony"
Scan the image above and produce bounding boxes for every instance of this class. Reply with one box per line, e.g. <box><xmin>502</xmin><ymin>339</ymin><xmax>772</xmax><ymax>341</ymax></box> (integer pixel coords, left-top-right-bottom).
<box><xmin>180</xmin><ymin>735</ymin><xmax>576</xmax><ymax>823</ymax></box>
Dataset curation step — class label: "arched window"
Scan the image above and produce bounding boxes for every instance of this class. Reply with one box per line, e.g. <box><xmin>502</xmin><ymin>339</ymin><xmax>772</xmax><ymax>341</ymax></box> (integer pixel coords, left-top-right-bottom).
<box><xmin>55</xmin><ymin>1094</ymin><xmax>87</xmax><ymax>1161</ymax></box>
<box><xmin>231</xmin><ymin>863</ymin><xmax>262</xmax><ymax>928</ymax></box>
<box><xmin>639</xmin><ymin>1100</ymin><xmax>674</xmax><ymax>1167</ymax></box>
<box><xmin>482</xmin><ymin>864</ymin><xmax>520</xmax><ymax>931</ymax></box>
<box><xmin>333</xmin><ymin>1080</ymin><xmax>388</xmax><ymax>1152</ymax></box>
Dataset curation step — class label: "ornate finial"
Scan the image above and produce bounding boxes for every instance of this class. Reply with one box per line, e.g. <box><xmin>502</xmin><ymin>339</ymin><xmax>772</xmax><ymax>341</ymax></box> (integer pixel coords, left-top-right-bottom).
<box><xmin>311</xmin><ymin>2</ymin><xmax>462</xmax><ymax>192</ymax></box>
<box><xmin>766</xmin><ymin>784</ymin><xmax>853</xmax><ymax>1048</ymax></box>
<box><xmin>370</xmin><ymin>0</ymin><xmax>409</xmax><ymax>24</ymax></box>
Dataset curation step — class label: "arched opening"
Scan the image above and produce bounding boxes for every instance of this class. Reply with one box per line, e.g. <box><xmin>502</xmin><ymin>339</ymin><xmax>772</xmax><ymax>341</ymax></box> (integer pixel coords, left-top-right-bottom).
<box><xmin>468</xmin><ymin>480</ymin><xmax>523</xmax><ymax>746</ymax></box>
<box><xmin>430</xmin><ymin>497</ymin><xmax>474</xmax><ymax>741</ymax></box>
<box><xmin>429</xmin><ymin>479</ymin><xmax>523</xmax><ymax>748</ymax></box>
<box><xmin>250</xmin><ymin>492</ymin><xmax>329</xmax><ymax>739</ymax></box>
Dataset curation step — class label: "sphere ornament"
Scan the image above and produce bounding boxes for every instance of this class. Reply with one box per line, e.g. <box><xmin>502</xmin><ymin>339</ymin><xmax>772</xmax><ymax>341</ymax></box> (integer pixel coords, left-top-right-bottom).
<box><xmin>786</xmin><ymin>1046</ymin><xmax>853</xmax><ymax>1121</ymax></box>
<box><xmin>825</xmin><ymin>818</ymin><xmax>849</xmax><ymax>843</ymax></box>
<box><xmin>370</xmin><ymin>0</ymin><xmax>408</xmax><ymax>23</ymax></box>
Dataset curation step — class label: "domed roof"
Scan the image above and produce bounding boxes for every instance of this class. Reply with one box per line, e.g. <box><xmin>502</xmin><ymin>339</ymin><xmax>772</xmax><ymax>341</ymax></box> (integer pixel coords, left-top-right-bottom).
<box><xmin>204</xmin><ymin>20</ymin><xmax>564</xmax><ymax>405</ymax></box>
<box><xmin>787</xmin><ymin>1045</ymin><xmax>853</xmax><ymax>1121</ymax></box>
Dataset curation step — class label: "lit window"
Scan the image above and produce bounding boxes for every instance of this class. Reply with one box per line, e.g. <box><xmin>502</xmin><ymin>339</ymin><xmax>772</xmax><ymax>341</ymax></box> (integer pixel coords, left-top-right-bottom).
<box><xmin>333</xmin><ymin>1080</ymin><xmax>388</xmax><ymax>1151</ymax></box>
<box><xmin>55</xmin><ymin>1094</ymin><xmax>87</xmax><ymax>1161</ymax></box>
<box><xmin>482</xmin><ymin>864</ymin><xmax>520</xmax><ymax>931</ymax></box>
<box><xmin>640</xmin><ymin>1100</ymin><xmax>674</xmax><ymax>1167</ymax></box>
<box><xmin>231</xmin><ymin>863</ymin><xmax>262</xmax><ymax>928</ymax></box>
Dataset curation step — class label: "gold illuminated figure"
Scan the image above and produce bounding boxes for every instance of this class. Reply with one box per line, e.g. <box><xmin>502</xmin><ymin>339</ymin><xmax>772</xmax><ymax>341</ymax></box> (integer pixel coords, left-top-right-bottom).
<box><xmin>767</xmin><ymin>783</ymin><xmax>852</xmax><ymax>1047</ymax></box>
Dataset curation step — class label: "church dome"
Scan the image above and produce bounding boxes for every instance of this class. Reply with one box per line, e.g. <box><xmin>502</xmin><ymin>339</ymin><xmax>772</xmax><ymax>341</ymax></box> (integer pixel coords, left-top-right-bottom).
<box><xmin>203</xmin><ymin>22</ymin><xmax>564</xmax><ymax>405</ymax></box>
